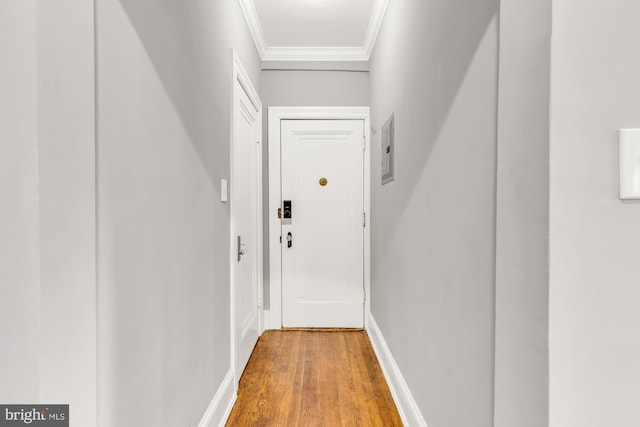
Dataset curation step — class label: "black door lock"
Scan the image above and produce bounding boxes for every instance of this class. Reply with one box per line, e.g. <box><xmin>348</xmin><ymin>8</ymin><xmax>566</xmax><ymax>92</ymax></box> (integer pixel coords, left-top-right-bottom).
<box><xmin>283</xmin><ymin>200</ymin><xmax>292</xmax><ymax>219</ymax></box>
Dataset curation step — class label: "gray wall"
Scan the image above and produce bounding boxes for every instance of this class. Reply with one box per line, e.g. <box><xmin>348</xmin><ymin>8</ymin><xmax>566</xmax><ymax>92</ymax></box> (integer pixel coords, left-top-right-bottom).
<box><xmin>37</xmin><ymin>2</ymin><xmax>97</xmax><ymax>423</ymax></box>
<box><xmin>549</xmin><ymin>0</ymin><xmax>640</xmax><ymax>425</ymax></box>
<box><xmin>0</xmin><ymin>0</ymin><xmax>40</xmax><ymax>403</ymax></box>
<box><xmin>96</xmin><ymin>0</ymin><xmax>260</xmax><ymax>425</ymax></box>
<box><xmin>494</xmin><ymin>0</ymin><xmax>551</xmax><ymax>426</ymax></box>
<box><xmin>1</xmin><ymin>2</ymin><xmax>97</xmax><ymax>425</ymax></box>
<box><xmin>369</xmin><ymin>0</ymin><xmax>499</xmax><ymax>425</ymax></box>
<box><xmin>260</xmin><ymin>69</ymin><xmax>370</xmax><ymax>309</ymax></box>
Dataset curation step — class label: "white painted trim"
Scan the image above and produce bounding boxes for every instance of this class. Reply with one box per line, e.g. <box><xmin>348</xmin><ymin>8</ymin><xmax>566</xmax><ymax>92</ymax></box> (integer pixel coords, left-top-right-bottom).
<box><xmin>237</xmin><ymin>0</ymin><xmax>267</xmax><ymax>58</ymax></box>
<box><xmin>366</xmin><ymin>314</ymin><xmax>429</xmax><ymax>427</ymax></box>
<box><xmin>262</xmin><ymin>61</ymin><xmax>370</xmax><ymax>72</ymax></box>
<box><xmin>262</xmin><ymin>46</ymin><xmax>369</xmax><ymax>62</ymax></box>
<box><xmin>232</xmin><ymin>51</ymin><xmax>262</xmax><ymax>113</ymax></box>
<box><xmin>363</xmin><ymin>0</ymin><xmax>390</xmax><ymax>59</ymax></box>
<box><xmin>262</xmin><ymin>309</ymin><xmax>272</xmax><ymax>331</ymax></box>
<box><xmin>267</xmin><ymin>109</ymin><xmax>282</xmax><ymax>330</ymax></box>
<box><xmin>197</xmin><ymin>370</ymin><xmax>237</xmax><ymax>427</ymax></box>
<box><xmin>230</xmin><ymin>50</ymin><xmax>263</xmax><ymax>389</ymax></box>
<box><xmin>237</xmin><ymin>0</ymin><xmax>389</xmax><ymax>61</ymax></box>
<box><xmin>363</xmin><ymin>117</ymin><xmax>371</xmax><ymax>325</ymax></box>
<box><xmin>268</xmin><ymin>107</ymin><xmax>371</xmax><ymax>329</ymax></box>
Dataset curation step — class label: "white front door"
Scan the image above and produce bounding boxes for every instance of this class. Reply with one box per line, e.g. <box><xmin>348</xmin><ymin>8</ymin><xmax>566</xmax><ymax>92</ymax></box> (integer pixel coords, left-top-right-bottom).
<box><xmin>232</xmin><ymin>75</ymin><xmax>261</xmax><ymax>377</ymax></box>
<box><xmin>281</xmin><ymin>119</ymin><xmax>365</xmax><ymax>328</ymax></box>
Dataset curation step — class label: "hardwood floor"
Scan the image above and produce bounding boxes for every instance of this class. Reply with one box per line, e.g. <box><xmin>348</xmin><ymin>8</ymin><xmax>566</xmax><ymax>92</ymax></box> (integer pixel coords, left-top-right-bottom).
<box><xmin>226</xmin><ymin>330</ymin><xmax>403</xmax><ymax>427</ymax></box>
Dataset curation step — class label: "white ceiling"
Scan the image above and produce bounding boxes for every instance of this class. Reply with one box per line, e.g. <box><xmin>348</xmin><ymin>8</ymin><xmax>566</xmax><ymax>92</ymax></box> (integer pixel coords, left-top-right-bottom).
<box><xmin>238</xmin><ymin>0</ymin><xmax>389</xmax><ymax>61</ymax></box>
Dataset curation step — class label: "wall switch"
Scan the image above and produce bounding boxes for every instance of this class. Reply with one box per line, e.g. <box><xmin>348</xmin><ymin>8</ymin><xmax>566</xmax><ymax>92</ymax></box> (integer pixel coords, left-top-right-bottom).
<box><xmin>221</xmin><ymin>179</ymin><xmax>228</xmax><ymax>202</ymax></box>
<box><xmin>620</xmin><ymin>129</ymin><xmax>640</xmax><ymax>200</ymax></box>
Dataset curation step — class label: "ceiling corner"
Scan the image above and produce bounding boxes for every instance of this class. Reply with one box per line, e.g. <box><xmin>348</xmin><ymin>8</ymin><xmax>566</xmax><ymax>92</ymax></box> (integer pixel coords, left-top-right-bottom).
<box><xmin>239</xmin><ymin>0</ymin><xmax>390</xmax><ymax>62</ymax></box>
<box><xmin>363</xmin><ymin>0</ymin><xmax>390</xmax><ymax>59</ymax></box>
<box><xmin>238</xmin><ymin>0</ymin><xmax>267</xmax><ymax>59</ymax></box>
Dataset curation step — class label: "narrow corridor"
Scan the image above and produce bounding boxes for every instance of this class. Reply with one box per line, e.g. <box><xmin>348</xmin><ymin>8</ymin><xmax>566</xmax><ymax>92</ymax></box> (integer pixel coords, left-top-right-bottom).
<box><xmin>226</xmin><ymin>330</ymin><xmax>402</xmax><ymax>426</ymax></box>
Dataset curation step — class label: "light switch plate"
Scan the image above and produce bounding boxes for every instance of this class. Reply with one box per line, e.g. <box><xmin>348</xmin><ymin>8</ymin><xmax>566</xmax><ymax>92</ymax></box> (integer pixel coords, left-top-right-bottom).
<box><xmin>221</xmin><ymin>179</ymin><xmax>228</xmax><ymax>202</ymax></box>
<box><xmin>620</xmin><ymin>129</ymin><xmax>640</xmax><ymax>200</ymax></box>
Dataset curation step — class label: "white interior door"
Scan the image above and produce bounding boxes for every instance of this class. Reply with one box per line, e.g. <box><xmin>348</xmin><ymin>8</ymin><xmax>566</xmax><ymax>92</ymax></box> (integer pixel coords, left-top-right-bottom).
<box><xmin>232</xmin><ymin>77</ymin><xmax>261</xmax><ymax>377</ymax></box>
<box><xmin>281</xmin><ymin>119</ymin><xmax>365</xmax><ymax>328</ymax></box>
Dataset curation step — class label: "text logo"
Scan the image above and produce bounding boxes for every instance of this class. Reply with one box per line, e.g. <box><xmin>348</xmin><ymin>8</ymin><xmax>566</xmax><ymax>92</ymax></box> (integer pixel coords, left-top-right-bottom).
<box><xmin>0</xmin><ymin>406</ymin><xmax>68</xmax><ymax>427</ymax></box>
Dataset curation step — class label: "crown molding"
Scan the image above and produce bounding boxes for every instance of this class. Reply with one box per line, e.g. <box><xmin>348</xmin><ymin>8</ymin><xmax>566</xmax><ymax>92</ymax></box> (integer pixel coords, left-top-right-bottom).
<box><xmin>238</xmin><ymin>0</ymin><xmax>389</xmax><ymax>61</ymax></box>
<box><xmin>262</xmin><ymin>46</ymin><xmax>369</xmax><ymax>62</ymax></box>
<box><xmin>238</xmin><ymin>0</ymin><xmax>267</xmax><ymax>58</ymax></box>
<box><xmin>262</xmin><ymin>61</ymin><xmax>370</xmax><ymax>71</ymax></box>
<box><xmin>363</xmin><ymin>0</ymin><xmax>390</xmax><ymax>59</ymax></box>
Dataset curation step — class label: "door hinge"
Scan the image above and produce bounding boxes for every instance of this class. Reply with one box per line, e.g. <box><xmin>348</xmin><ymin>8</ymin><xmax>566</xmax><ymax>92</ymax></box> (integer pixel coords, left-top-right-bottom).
<box><xmin>363</xmin><ymin>288</ymin><xmax>367</xmax><ymax>303</ymax></box>
<box><xmin>279</xmin><ymin>235</ymin><xmax>282</xmax><ymax>244</ymax></box>
<box><xmin>363</xmin><ymin>137</ymin><xmax>366</xmax><ymax>152</ymax></box>
<box><xmin>363</xmin><ymin>212</ymin><xmax>366</xmax><ymax>227</ymax></box>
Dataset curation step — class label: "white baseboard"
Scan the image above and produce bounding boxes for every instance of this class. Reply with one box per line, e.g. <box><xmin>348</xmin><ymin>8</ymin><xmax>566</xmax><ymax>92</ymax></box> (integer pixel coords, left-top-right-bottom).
<box><xmin>367</xmin><ymin>313</ymin><xmax>428</xmax><ymax>427</ymax></box>
<box><xmin>262</xmin><ymin>309</ymin><xmax>272</xmax><ymax>331</ymax></box>
<box><xmin>197</xmin><ymin>369</ymin><xmax>237</xmax><ymax>427</ymax></box>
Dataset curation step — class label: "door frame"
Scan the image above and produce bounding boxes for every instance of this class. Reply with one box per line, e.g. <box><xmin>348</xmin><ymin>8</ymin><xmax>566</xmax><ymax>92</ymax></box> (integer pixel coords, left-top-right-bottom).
<box><xmin>267</xmin><ymin>107</ymin><xmax>371</xmax><ymax>330</ymax></box>
<box><xmin>230</xmin><ymin>50</ymin><xmax>263</xmax><ymax>389</ymax></box>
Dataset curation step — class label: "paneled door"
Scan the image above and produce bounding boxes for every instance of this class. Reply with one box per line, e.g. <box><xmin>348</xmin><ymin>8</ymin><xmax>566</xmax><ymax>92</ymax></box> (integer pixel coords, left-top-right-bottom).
<box><xmin>281</xmin><ymin>119</ymin><xmax>365</xmax><ymax>328</ymax></box>
<box><xmin>232</xmin><ymin>57</ymin><xmax>262</xmax><ymax>379</ymax></box>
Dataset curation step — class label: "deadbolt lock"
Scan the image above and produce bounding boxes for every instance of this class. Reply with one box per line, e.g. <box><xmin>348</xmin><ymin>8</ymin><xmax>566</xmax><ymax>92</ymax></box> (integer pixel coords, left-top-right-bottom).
<box><xmin>281</xmin><ymin>200</ymin><xmax>292</xmax><ymax>225</ymax></box>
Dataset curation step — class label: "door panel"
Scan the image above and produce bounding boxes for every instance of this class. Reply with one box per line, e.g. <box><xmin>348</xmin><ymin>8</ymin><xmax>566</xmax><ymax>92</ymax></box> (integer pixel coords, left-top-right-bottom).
<box><xmin>281</xmin><ymin>120</ymin><xmax>364</xmax><ymax>328</ymax></box>
<box><xmin>233</xmin><ymin>80</ymin><xmax>260</xmax><ymax>376</ymax></box>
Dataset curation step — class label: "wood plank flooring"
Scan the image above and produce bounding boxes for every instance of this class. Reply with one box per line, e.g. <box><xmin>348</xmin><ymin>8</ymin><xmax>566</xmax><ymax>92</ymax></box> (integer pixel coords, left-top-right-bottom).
<box><xmin>226</xmin><ymin>330</ymin><xmax>403</xmax><ymax>427</ymax></box>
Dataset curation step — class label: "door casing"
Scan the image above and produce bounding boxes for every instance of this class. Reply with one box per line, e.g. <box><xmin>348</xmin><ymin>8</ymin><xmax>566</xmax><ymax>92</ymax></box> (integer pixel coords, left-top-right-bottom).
<box><xmin>230</xmin><ymin>51</ymin><xmax>263</xmax><ymax>389</ymax></box>
<box><xmin>267</xmin><ymin>107</ymin><xmax>371</xmax><ymax>330</ymax></box>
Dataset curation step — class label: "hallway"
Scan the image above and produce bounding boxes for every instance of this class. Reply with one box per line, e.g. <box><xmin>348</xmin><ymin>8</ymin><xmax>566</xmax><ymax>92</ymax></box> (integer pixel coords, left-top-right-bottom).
<box><xmin>4</xmin><ymin>0</ymin><xmax>640</xmax><ymax>426</ymax></box>
<box><xmin>226</xmin><ymin>330</ymin><xmax>402</xmax><ymax>426</ymax></box>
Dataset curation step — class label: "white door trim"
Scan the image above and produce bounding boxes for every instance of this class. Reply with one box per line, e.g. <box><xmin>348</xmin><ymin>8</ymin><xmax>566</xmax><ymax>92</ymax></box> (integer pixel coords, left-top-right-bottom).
<box><xmin>230</xmin><ymin>50</ymin><xmax>263</xmax><ymax>389</ymax></box>
<box><xmin>268</xmin><ymin>107</ymin><xmax>371</xmax><ymax>330</ymax></box>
